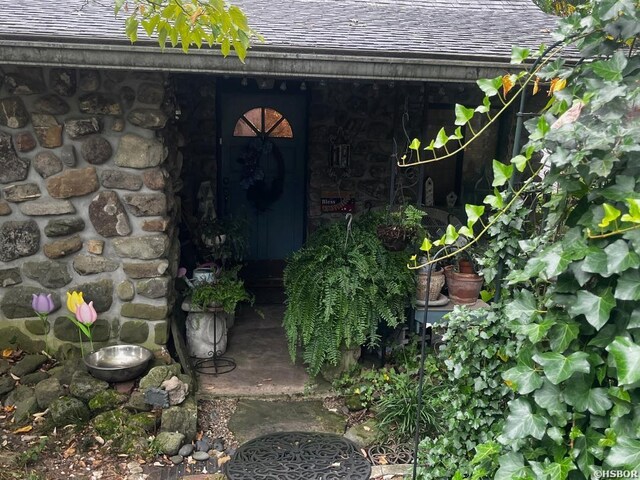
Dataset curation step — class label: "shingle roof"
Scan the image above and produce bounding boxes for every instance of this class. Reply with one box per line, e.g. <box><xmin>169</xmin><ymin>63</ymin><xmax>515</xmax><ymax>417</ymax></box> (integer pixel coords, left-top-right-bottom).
<box><xmin>0</xmin><ymin>0</ymin><xmax>554</xmax><ymax>60</ymax></box>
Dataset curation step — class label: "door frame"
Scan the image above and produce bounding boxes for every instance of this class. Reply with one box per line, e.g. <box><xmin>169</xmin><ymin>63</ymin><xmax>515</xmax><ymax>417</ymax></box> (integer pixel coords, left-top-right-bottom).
<box><xmin>215</xmin><ymin>78</ymin><xmax>310</xmax><ymax>257</ymax></box>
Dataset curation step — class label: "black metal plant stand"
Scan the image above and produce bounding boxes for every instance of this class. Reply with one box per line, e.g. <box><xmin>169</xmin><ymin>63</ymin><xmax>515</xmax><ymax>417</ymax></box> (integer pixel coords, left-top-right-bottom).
<box><xmin>192</xmin><ymin>310</ymin><xmax>236</xmax><ymax>375</ymax></box>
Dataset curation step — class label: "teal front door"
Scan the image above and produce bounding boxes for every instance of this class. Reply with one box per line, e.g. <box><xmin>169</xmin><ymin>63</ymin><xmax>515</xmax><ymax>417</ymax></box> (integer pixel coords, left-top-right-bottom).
<box><xmin>220</xmin><ymin>93</ymin><xmax>306</xmax><ymax>261</ymax></box>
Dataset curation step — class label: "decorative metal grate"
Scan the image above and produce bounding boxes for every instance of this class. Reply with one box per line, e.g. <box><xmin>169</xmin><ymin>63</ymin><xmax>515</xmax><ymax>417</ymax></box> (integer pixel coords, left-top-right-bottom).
<box><xmin>367</xmin><ymin>443</ymin><xmax>414</xmax><ymax>465</ymax></box>
<box><xmin>226</xmin><ymin>432</ymin><xmax>372</xmax><ymax>480</ymax></box>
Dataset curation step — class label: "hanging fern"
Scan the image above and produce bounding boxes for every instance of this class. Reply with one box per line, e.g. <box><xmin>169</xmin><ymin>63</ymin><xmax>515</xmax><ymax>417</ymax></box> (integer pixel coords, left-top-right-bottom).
<box><xmin>283</xmin><ymin>218</ymin><xmax>414</xmax><ymax>376</ymax></box>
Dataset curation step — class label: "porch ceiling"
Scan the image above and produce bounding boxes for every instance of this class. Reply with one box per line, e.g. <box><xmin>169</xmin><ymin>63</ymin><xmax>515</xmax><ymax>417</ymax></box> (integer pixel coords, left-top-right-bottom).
<box><xmin>0</xmin><ymin>0</ymin><xmax>557</xmax><ymax>82</ymax></box>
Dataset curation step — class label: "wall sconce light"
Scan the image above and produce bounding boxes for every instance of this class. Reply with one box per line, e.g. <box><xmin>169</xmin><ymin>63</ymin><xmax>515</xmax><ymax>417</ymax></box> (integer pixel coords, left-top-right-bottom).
<box><xmin>300</xmin><ymin>81</ymin><xmax>307</xmax><ymax>91</ymax></box>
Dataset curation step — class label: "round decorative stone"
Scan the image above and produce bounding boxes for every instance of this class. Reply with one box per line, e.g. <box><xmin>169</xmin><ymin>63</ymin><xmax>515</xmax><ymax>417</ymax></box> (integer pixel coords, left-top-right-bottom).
<box><xmin>178</xmin><ymin>444</ymin><xmax>194</xmax><ymax>457</ymax></box>
<box><xmin>81</xmin><ymin>135</ymin><xmax>113</xmax><ymax>165</ymax></box>
<box><xmin>170</xmin><ymin>455</ymin><xmax>184</xmax><ymax>465</ymax></box>
<box><xmin>192</xmin><ymin>451</ymin><xmax>209</xmax><ymax>462</ymax></box>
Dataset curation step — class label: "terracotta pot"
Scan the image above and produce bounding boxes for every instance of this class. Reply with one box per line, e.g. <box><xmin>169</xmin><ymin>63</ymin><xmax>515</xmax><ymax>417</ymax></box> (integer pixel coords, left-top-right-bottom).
<box><xmin>444</xmin><ymin>265</ymin><xmax>483</xmax><ymax>305</ymax></box>
<box><xmin>376</xmin><ymin>225</ymin><xmax>412</xmax><ymax>251</ymax></box>
<box><xmin>416</xmin><ymin>268</ymin><xmax>445</xmax><ymax>302</ymax></box>
<box><xmin>458</xmin><ymin>259</ymin><xmax>475</xmax><ymax>274</ymax></box>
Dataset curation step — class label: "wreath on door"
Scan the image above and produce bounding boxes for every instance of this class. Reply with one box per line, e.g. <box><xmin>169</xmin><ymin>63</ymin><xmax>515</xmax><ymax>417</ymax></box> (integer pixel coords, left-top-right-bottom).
<box><xmin>237</xmin><ymin>138</ymin><xmax>285</xmax><ymax>212</ymax></box>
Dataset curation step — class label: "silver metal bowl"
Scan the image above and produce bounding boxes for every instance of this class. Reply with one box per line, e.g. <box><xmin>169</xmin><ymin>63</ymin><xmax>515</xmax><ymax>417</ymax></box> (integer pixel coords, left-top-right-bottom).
<box><xmin>84</xmin><ymin>345</ymin><xmax>153</xmax><ymax>383</ymax></box>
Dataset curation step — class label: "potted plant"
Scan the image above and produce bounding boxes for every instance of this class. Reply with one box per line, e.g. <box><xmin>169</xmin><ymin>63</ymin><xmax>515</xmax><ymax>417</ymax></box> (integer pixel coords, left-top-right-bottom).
<box><xmin>283</xmin><ymin>216</ymin><xmax>414</xmax><ymax>378</ymax></box>
<box><xmin>190</xmin><ymin>267</ymin><xmax>253</xmax><ymax>314</ymax></box>
<box><xmin>443</xmin><ymin>249</ymin><xmax>484</xmax><ymax>305</ymax></box>
<box><xmin>197</xmin><ymin>215</ymin><xmax>248</xmax><ymax>267</ymax></box>
<box><xmin>375</xmin><ymin>205</ymin><xmax>426</xmax><ymax>252</ymax></box>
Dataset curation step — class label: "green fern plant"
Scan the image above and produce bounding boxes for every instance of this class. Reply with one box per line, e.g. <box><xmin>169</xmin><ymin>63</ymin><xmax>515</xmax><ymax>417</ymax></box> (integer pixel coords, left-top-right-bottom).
<box><xmin>283</xmin><ymin>217</ymin><xmax>414</xmax><ymax>376</ymax></box>
<box><xmin>191</xmin><ymin>267</ymin><xmax>252</xmax><ymax>314</ymax></box>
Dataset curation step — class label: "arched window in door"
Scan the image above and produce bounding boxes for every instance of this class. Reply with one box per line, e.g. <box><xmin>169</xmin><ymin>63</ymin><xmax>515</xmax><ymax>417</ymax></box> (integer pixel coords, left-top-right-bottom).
<box><xmin>233</xmin><ymin>107</ymin><xmax>293</xmax><ymax>138</ymax></box>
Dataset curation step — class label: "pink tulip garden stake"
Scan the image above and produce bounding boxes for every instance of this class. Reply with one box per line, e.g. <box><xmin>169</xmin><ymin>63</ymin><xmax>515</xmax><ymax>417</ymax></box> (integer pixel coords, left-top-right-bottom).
<box><xmin>66</xmin><ymin>291</ymin><xmax>97</xmax><ymax>356</ymax></box>
<box><xmin>31</xmin><ymin>293</ymin><xmax>55</xmax><ymax>354</ymax></box>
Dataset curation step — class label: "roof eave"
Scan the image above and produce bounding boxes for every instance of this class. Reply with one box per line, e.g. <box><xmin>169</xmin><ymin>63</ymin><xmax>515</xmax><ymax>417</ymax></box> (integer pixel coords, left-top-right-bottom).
<box><xmin>0</xmin><ymin>39</ymin><xmax>522</xmax><ymax>83</ymax></box>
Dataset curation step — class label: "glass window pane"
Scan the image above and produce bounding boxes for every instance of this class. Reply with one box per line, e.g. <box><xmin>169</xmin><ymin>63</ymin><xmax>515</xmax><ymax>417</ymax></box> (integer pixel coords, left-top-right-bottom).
<box><xmin>244</xmin><ymin>108</ymin><xmax>263</xmax><ymax>131</ymax></box>
<box><xmin>269</xmin><ymin>118</ymin><xmax>293</xmax><ymax>138</ymax></box>
<box><xmin>264</xmin><ymin>108</ymin><xmax>283</xmax><ymax>132</ymax></box>
<box><xmin>233</xmin><ymin>118</ymin><xmax>257</xmax><ymax>137</ymax></box>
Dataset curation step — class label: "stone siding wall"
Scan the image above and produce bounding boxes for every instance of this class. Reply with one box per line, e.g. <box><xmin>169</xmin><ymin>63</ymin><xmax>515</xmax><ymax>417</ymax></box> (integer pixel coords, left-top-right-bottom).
<box><xmin>0</xmin><ymin>66</ymin><xmax>179</xmax><ymax>356</ymax></box>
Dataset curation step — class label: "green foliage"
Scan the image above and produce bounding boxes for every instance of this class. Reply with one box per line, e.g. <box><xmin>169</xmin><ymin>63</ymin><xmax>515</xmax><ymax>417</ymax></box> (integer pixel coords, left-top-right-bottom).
<box><xmin>190</xmin><ymin>267</ymin><xmax>252</xmax><ymax>313</ymax></box>
<box><xmin>418</xmin><ymin>307</ymin><xmax>519</xmax><ymax>479</ymax></box>
<box><xmin>283</xmin><ymin>218</ymin><xmax>414</xmax><ymax>376</ymax></box>
<box><xmin>16</xmin><ymin>438</ymin><xmax>49</xmax><ymax>468</ymax></box>
<box><xmin>412</xmin><ymin>1</ymin><xmax>640</xmax><ymax>478</ymax></box>
<box><xmin>115</xmin><ymin>0</ymin><xmax>260</xmax><ymax>58</ymax></box>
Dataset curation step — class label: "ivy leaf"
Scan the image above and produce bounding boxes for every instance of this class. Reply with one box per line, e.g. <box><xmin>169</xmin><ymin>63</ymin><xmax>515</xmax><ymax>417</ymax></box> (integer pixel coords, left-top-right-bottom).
<box><xmin>592</xmin><ymin>51</ymin><xmax>628</xmax><ymax>82</ymax></box>
<box><xmin>433</xmin><ymin>128</ymin><xmax>449</xmax><ymax>149</ymax></box>
<box><xmin>533</xmin><ymin>352</ymin><xmax>590</xmax><ymax>385</ymax></box>
<box><xmin>621</xmin><ymin>198</ymin><xmax>640</xmax><ymax>223</ymax></box>
<box><xmin>567</xmin><ymin>290</ymin><xmax>616</xmax><ymax>331</ymax></box>
<box><xmin>505</xmin><ymin>290</ymin><xmax>538</xmax><ymax>323</ymax></box>
<box><xmin>511</xmin><ymin>46</ymin><xmax>530</xmax><ymax>64</ymax></box>
<box><xmin>598</xmin><ymin>203</ymin><xmax>622</xmax><ymax>228</ymax></box>
<box><xmin>564</xmin><ymin>376</ymin><xmax>613</xmax><ymax>416</ymax></box>
<box><xmin>615</xmin><ymin>270</ymin><xmax>640</xmax><ymax>301</ymax></box>
<box><xmin>454</xmin><ymin>104</ymin><xmax>475</xmax><ymax>126</ymax></box>
<box><xmin>543</xmin><ymin>458</ymin><xmax>577</xmax><ymax>480</ymax></box>
<box><xmin>582</xmin><ymin>248</ymin><xmax>610</xmax><ymax>276</ymax></box>
<box><xmin>605</xmin><ymin>240</ymin><xmax>640</xmax><ymax>275</ymax></box>
<box><xmin>503</xmin><ymin>365</ymin><xmax>543</xmax><ymax>394</ymax></box>
<box><xmin>517</xmin><ymin>319</ymin><xmax>555</xmax><ymax>344</ymax></box>
<box><xmin>606</xmin><ymin>337</ymin><xmax>640</xmax><ymax>386</ymax></box>
<box><xmin>534</xmin><ymin>380</ymin><xmax>566</xmax><ymax>417</ymax></box>
<box><xmin>444</xmin><ymin>225</ymin><xmax>459</xmax><ymax>245</ymax></box>
<box><xmin>548</xmin><ymin>320</ymin><xmax>580</xmax><ymax>353</ymax></box>
<box><xmin>419</xmin><ymin>237</ymin><xmax>433</xmax><ymax>252</ymax></box>
<box><xmin>511</xmin><ymin>154</ymin><xmax>528</xmax><ymax>173</ymax></box>
<box><xmin>409</xmin><ymin>138</ymin><xmax>421</xmax><ymax>150</ymax></box>
<box><xmin>484</xmin><ymin>188</ymin><xmax>504</xmax><ymax>209</ymax></box>
<box><xmin>465</xmin><ymin>204</ymin><xmax>485</xmax><ymax>224</ymax></box>
<box><xmin>458</xmin><ymin>226</ymin><xmax>474</xmax><ymax>238</ymax></box>
<box><xmin>495</xmin><ymin>452</ymin><xmax>533</xmax><ymax>480</ymax></box>
<box><xmin>477</xmin><ymin>76</ymin><xmax>503</xmax><ymax>98</ymax></box>
<box><xmin>502</xmin><ymin>398</ymin><xmax>547</xmax><ymax>440</ymax></box>
<box><xmin>492</xmin><ymin>160</ymin><xmax>514</xmax><ymax>187</ymax></box>
<box><xmin>476</xmin><ymin>97</ymin><xmax>491</xmax><ymax>114</ymax></box>
<box><xmin>472</xmin><ymin>441</ymin><xmax>501</xmax><ymax>465</ymax></box>
<box><xmin>606</xmin><ymin>435</ymin><xmax>640</xmax><ymax>470</ymax></box>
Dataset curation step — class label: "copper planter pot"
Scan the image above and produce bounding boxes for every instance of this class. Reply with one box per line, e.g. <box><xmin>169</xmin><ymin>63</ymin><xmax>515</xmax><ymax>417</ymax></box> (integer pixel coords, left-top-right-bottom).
<box><xmin>444</xmin><ymin>265</ymin><xmax>484</xmax><ymax>305</ymax></box>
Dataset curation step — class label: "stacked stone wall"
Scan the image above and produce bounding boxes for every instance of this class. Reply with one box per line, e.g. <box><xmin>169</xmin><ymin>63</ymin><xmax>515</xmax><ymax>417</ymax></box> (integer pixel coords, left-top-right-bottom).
<box><xmin>0</xmin><ymin>66</ymin><xmax>179</xmax><ymax>356</ymax></box>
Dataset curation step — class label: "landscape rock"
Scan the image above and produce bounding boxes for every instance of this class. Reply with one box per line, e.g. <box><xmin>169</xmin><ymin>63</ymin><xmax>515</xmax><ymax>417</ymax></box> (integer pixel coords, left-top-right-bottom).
<box><xmin>0</xmin><ymin>97</ymin><xmax>29</xmax><ymax>128</ymax></box>
<box><xmin>136</xmin><ymin>277</ymin><xmax>170</xmax><ymax>299</ymax></box>
<box><xmin>13</xmin><ymin>132</ymin><xmax>36</xmax><ymax>152</ymax></box>
<box><xmin>34</xmin><ymin>94</ymin><xmax>70</xmax><ymax>115</ymax></box>
<box><xmin>126</xmin><ymin>390</ymin><xmax>152</xmax><ymax>412</ymax></box>
<box><xmin>4</xmin><ymin>68</ymin><xmax>45</xmax><ymax>95</ymax></box>
<box><xmin>79</xmin><ymin>92</ymin><xmax>122</xmax><ymax>115</ymax></box>
<box><xmin>32</xmin><ymin>113</ymin><xmax>63</xmax><ymax>148</ymax></box>
<box><xmin>60</xmin><ymin>145</ymin><xmax>77</xmax><ymax>167</ymax></box>
<box><xmin>0</xmin><ymin>220</ymin><xmax>39</xmax><ymax>262</ymax></box>
<box><xmin>123</xmin><ymin>260</ymin><xmax>169</xmax><ymax>279</ymax></box>
<box><xmin>113</xmin><ymin>235</ymin><xmax>169</xmax><ymax>260</ymax></box>
<box><xmin>23</xmin><ymin>260</ymin><xmax>72</xmax><ymax>288</ymax></box>
<box><xmin>1</xmin><ymin>287</ymin><xmax>60</xmax><ymax>319</ymax></box>
<box><xmin>0</xmin><ymin>359</ymin><xmax>9</xmax><ymax>375</ymax></box>
<box><xmin>123</xmin><ymin>193</ymin><xmax>167</xmax><ymax>217</ymax></box>
<box><xmin>178</xmin><ymin>444</ymin><xmax>194</xmax><ymax>457</ymax></box>
<box><xmin>46</xmin><ymin>167</ymin><xmax>99</xmax><ymax>199</ymax></box>
<box><xmin>0</xmin><ymin>377</ymin><xmax>15</xmax><ymax>395</ymax></box>
<box><xmin>34</xmin><ymin>377</ymin><xmax>63</xmax><ymax>409</ymax></box>
<box><xmin>73</xmin><ymin>254</ymin><xmax>119</xmax><ymax>275</ymax></box>
<box><xmin>81</xmin><ymin>135</ymin><xmax>112</xmax><ymax>164</ymax></box>
<box><xmin>50</xmin><ymin>68</ymin><xmax>77</xmax><ymax>97</ymax></box>
<box><xmin>4</xmin><ymin>385</ymin><xmax>34</xmax><ymax>407</ymax></box>
<box><xmin>10</xmin><ymin>354</ymin><xmax>47</xmax><ymax>377</ymax></box>
<box><xmin>49</xmin><ymin>396</ymin><xmax>90</xmax><ymax>426</ymax></box>
<box><xmin>20</xmin><ymin>371</ymin><xmax>49</xmax><ymax>386</ymax></box>
<box><xmin>116</xmin><ymin>280</ymin><xmax>135</xmax><ymax>301</ymax></box>
<box><xmin>69</xmin><ymin>371</ymin><xmax>109</xmax><ymax>401</ymax></box>
<box><xmin>142</xmin><ymin>168</ymin><xmax>167</xmax><ymax>190</ymax></box>
<box><xmin>139</xmin><ymin>364</ymin><xmax>182</xmax><ymax>390</ymax></box>
<box><xmin>33</xmin><ymin>151</ymin><xmax>63</xmax><ymax>178</ymax></box>
<box><xmin>74</xmin><ymin>279</ymin><xmax>113</xmax><ymax>313</ymax></box>
<box><xmin>121</xmin><ymin>303</ymin><xmax>168</xmax><ymax>320</ymax></box>
<box><xmin>2</xmin><ymin>183</ymin><xmax>41</xmax><ymax>202</ymax></box>
<box><xmin>137</xmin><ymin>83</ymin><xmax>164</xmax><ymax>104</ymax></box>
<box><xmin>170</xmin><ymin>455</ymin><xmax>183</xmax><ymax>465</ymax></box>
<box><xmin>114</xmin><ymin>134</ymin><xmax>165</xmax><ymax>169</ymax></box>
<box><xmin>48</xmin><ymin>358</ymin><xmax>87</xmax><ymax>385</ymax></box>
<box><xmin>20</xmin><ymin>199</ymin><xmax>74</xmax><ymax>216</ymax></box>
<box><xmin>0</xmin><ymin>131</ymin><xmax>30</xmax><ymax>183</ymax></box>
<box><xmin>161</xmin><ymin>376</ymin><xmax>189</xmax><ymax>406</ymax></box>
<box><xmin>88</xmin><ymin>389</ymin><xmax>129</xmax><ymax>413</ymax></box>
<box><xmin>144</xmin><ymin>387</ymin><xmax>169</xmax><ymax>408</ymax></box>
<box><xmin>100</xmin><ymin>170</ymin><xmax>142</xmax><ymax>191</ymax></box>
<box><xmin>155</xmin><ymin>431</ymin><xmax>184</xmax><ymax>456</ymax></box>
<box><xmin>65</xmin><ymin>118</ymin><xmax>101</xmax><ymax>139</ymax></box>
<box><xmin>78</xmin><ymin>70</ymin><xmax>100</xmax><ymax>92</ymax></box>
<box><xmin>0</xmin><ymin>327</ymin><xmax>45</xmax><ymax>354</ymax></box>
<box><xmin>43</xmin><ymin>234</ymin><xmax>82</xmax><ymax>259</ymax></box>
<box><xmin>44</xmin><ymin>217</ymin><xmax>85</xmax><ymax>237</ymax></box>
<box><xmin>192</xmin><ymin>451</ymin><xmax>209</xmax><ymax>462</ymax></box>
<box><xmin>14</xmin><ymin>395</ymin><xmax>38</xmax><ymax>424</ymax></box>
<box><xmin>343</xmin><ymin>418</ymin><xmax>380</xmax><ymax>449</ymax></box>
<box><xmin>127</xmin><ymin>108</ymin><xmax>168</xmax><ymax>129</ymax></box>
<box><xmin>160</xmin><ymin>396</ymin><xmax>197</xmax><ymax>441</ymax></box>
<box><xmin>119</xmin><ymin>320</ymin><xmax>149</xmax><ymax>344</ymax></box>
<box><xmin>88</xmin><ymin>191</ymin><xmax>132</xmax><ymax>237</ymax></box>
<box><xmin>0</xmin><ymin>267</ymin><xmax>21</xmax><ymax>287</ymax></box>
